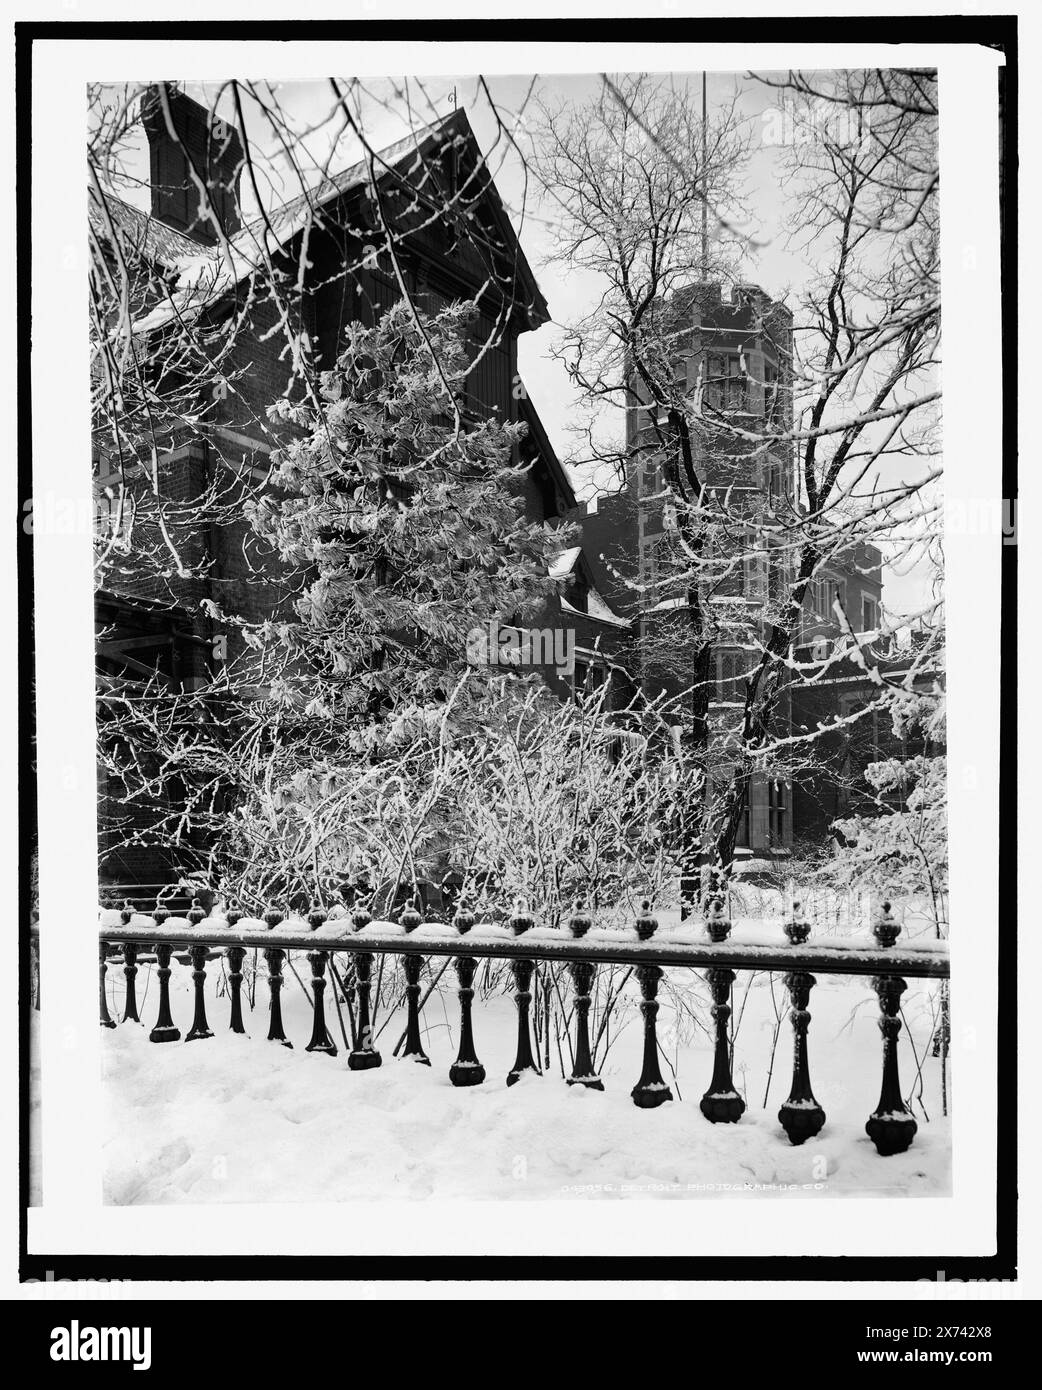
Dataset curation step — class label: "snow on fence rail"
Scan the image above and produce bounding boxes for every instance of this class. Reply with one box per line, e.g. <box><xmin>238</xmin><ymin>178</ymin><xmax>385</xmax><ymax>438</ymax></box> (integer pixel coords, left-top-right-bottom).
<box><xmin>33</xmin><ymin>897</ymin><xmax>949</xmax><ymax>1158</ymax></box>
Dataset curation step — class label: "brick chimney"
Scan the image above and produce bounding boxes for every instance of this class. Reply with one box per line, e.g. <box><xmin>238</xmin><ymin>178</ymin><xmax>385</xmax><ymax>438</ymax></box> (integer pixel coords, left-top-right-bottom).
<box><xmin>142</xmin><ymin>84</ymin><xmax>243</xmax><ymax>243</ymax></box>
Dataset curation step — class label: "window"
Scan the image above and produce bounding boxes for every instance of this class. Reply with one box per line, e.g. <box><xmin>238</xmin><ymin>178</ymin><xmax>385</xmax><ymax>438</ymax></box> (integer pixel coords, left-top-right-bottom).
<box><xmin>705</xmin><ymin>354</ymin><xmax>746</xmax><ymax>412</ymax></box>
<box><xmin>641</xmin><ymin>538</ymin><xmax>661</xmax><ymax>591</ymax></box>
<box><xmin>716</xmin><ymin>650</ymin><xmax>745</xmax><ymax>702</ymax></box>
<box><xmin>742</xmin><ymin>551</ymin><xmax>762</xmax><ymax>601</ymax></box>
<box><xmin>767</xmin><ymin>545</ymin><xmax>787</xmax><ymax>604</ymax></box>
<box><xmin>569</xmin><ymin>573</ymin><xmax>589</xmax><ymax>614</ymax></box>
<box><xmin>736</xmin><ymin>801</ymin><xmax>750</xmax><ymax>847</ymax></box>
<box><xmin>735</xmin><ymin>783</ymin><xmax>750</xmax><ymax>847</ymax></box>
<box><xmin>861</xmin><ymin>595</ymin><xmax>879</xmax><ymax>633</ymax></box>
<box><xmin>810</xmin><ymin>637</ymin><xmax>830</xmax><ymax>663</ymax></box>
<box><xmin>841</xmin><ymin>695</ymin><xmax>883</xmax><ymax>770</ymax></box>
<box><xmin>766</xmin><ymin>457</ymin><xmax>785</xmax><ymax>509</ymax></box>
<box><xmin>806</xmin><ymin>576</ymin><xmax>835</xmax><ymax>622</ymax></box>
<box><xmin>572</xmin><ymin>658</ymin><xmax>606</xmax><ymax>701</ymax></box>
<box><xmin>768</xmin><ymin>778</ymin><xmax>787</xmax><ymax>842</ymax></box>
<box><xmin>763</xmin><ymin>362</ymin><xmax>779</xmax><ymax>421</ymax></box>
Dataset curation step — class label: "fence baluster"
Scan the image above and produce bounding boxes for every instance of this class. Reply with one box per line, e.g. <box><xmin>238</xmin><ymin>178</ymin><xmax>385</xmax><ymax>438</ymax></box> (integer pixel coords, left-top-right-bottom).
<box><xmin>778</xmin><ymin>970</ymin><xmax>825</xmax><ymax>1144</ymax></box>
<box><xmin>507</xmin><ymin>958</ymin><xmax>540</xmax><ymax>1086</ymax></box>
<box><xmin>305</xmin><ymin>950</ymin><xmax>337</xmax><ymax>1056</ymax></box>
<box><xmin>504</xmin><ymin>901</ymin><xmax>539</xmax><ymax>1086</ymax></box>
<box><xmin>865</xmin><ymin>975</ymin><xmax>918</xmax><ymax>1155</ymax></box>
<box><xmin>83</xmin><ymin>880</ymin><xmax>948</xmax><ymax>1174</ymax></box>
<box><xmin>147</xmin><ymin>903</ymin><xmax>175</xmax><ymax>1039</ymax></box>
<box><xmin>449</xmin><ymin>955</ymin><xmax>485</xmax><ymax>1086</ymax></box>
<box><xmin>705</xmin><ymin>897</ymin><xmax>730</xmax><ymax>943</ymax></box>
<box><xmin>348</xmin><ymin>952</ymin><xmax>382</xmax><ymax>1070</ymax></box>
<box><xmin>400</xmin><ymin>954</ymin><xmax>431</xmax><ymax>1065</ymax></box>
<box><xmin>631</xmin><ymin>964</ymin><xmax>673</xmax><ymax>1108</ymax></box>
<box><xmin>99</xmin><ymin>941</ymin><xmax>116</xmax><ymax>1029</ymax></box>
<box><xmin>700</xmin><ymin>968</ymin><xmax>745</xmax><ymax>1122</ymax></box>
<box><xmin>121</xmin><ymin>942</ymin><xmax>140</xmax><ymax>1024</ymax></box>
<box><xmin>149</xmin><ymin>942</ymin><xmax>180</xmax><ymax>1043</ymax></box>
<box><xmin>566</xmin><ymin>959</ymin><xmax>603</xmax><ymax>1090</ymax></box>
<box><xmin>185</xmin><ymin>943</ymin><xmax>213</xmax><ymax>1042</ymax></box>
<box><xmin>264</xmin><ymin>947</ymin><xmax>292</xmax><ymax>1046</ymax></box>
<box><xmin>226</xmin><ymin>945</ymin><xmax>247</xmax><ymax>1035</ymax></box>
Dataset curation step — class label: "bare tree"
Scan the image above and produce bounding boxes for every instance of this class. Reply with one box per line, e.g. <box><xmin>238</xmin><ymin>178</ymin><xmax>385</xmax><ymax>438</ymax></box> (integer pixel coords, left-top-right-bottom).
<box><xmin>533</xmin><ymin>70</ymin><xmax>943</xmax><ymax>892</ymax></box>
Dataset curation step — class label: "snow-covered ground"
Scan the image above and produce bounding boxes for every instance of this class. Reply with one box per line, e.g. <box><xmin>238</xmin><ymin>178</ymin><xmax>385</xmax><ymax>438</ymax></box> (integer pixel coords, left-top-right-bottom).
<box><xmin>97</xmin><ymin>948</ymin><xmax>951</xmax><ymax>1203</ymax></box>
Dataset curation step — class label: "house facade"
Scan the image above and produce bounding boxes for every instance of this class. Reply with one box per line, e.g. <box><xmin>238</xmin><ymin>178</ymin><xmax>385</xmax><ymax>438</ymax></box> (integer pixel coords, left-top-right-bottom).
<box><xmin>568</xmin><ymin>281</ymin><xmax>930</xmax><ymax>866</ymax></box>
<box><xmin>568</xmin><ymin>281</ymin><xmax>797</xmax><ymax>866</ymax></box>
<box><xmin>94</xmin><ymin>88</ymin><xmax>625</xmax><ymax>891</ymax></box>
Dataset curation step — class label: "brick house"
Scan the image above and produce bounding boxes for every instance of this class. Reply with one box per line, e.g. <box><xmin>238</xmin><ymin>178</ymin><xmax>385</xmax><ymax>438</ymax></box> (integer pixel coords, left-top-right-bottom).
<box><xmin>94</xmin><ymin>87</ymin><xmax>628</xmax><ymax>891</ymax></box>
<box><xmin>568</xmin><ymin>281</ymin><xmax>935</xmax><ymax>865</ymax></box>
<box><xmin>568</xmin><ymin>281</ymin><xmax>797</xmax><ymax>865</ymax></box>
<box><xmin>788</xmin><ymin>564</ymin><xmax>944</xmax><ymax>846</ymax></box>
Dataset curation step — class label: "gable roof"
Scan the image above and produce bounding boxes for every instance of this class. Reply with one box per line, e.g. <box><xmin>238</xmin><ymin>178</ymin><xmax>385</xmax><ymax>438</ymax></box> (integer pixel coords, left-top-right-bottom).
<box><xmin>89</xmin><ymin>188</ymin><xmax>201</xmax><ymax>271</ymax></box>
<box><xmin>550</xmin><ymin>546</ymin><xmax>632</xmax><ymax>630</ymax></box>
<box><xmin>129</xmin><ymin>107</ymin><xmax>549</xmax><ymax>334</ymax></box>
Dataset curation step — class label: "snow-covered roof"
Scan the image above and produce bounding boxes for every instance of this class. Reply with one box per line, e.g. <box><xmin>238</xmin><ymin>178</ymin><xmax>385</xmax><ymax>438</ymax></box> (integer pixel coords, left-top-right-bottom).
<box><xmin>548</xmin><ymin>546</ymin><xmax>582</xmax><ymax>580</ymax></box>
<box><xmin>566</xmin><ymin>592</ymin><xmax>633</xmax><ymax>631</ymax></box>
<box><xmin>237</xmin><ymin>119</ymin><xmax>449</xmax><ymax>254</ymax></box>
<box><xmin>584</xmin><ymin>589</ymin><xmax>631</xmax><ymax>628</ymax></box>
<box><xmin>128</xmin><ymin>117</ymin><xmax>456</xmax><ymax>331</ymax></box>
<box><xmin>127</xmin><ymin>108</ymin><xmax>549</xmax><ymax>335</ymax></box>
<box><xmin>89</xmin><ymin>189</ymin><xmax>202</xmax><ymax>270</ymax></box>
<box><xmin>552</xmin><ymin>542</ymin><xmax>631</xmax><ymax>628</ymax></box>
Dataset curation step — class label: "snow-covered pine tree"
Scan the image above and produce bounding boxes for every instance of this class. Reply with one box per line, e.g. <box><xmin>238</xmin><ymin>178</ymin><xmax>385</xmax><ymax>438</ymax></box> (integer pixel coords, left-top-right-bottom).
<box><xmin>829</xmin><ymin>693</ymin><xmax>947</xmax><ymax>936</ymax></box>
<box><xmin>240</xmin><ymin>299</ymin><xmax>567</xmax><ymax>754</ymax></box>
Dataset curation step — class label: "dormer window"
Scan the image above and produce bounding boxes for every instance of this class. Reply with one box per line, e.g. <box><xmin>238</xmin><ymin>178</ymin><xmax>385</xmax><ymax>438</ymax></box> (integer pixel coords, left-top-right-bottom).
<box><xmin>569</xmin><ymin>573</ymin><xmax>589</xmax><ymax>613</ymax></box>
